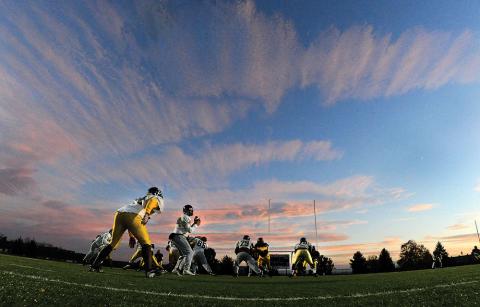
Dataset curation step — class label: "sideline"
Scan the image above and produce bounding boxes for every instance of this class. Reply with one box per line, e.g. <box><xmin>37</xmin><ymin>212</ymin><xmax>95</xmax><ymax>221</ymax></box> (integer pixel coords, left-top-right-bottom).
<box><xmin>0</xmin><ymin>270</ymin><xmax>477</xmax><ymax>301</ymax></box>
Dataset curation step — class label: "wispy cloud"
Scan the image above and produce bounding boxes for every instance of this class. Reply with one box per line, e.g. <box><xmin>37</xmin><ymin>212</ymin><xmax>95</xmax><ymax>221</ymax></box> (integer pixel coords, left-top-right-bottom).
<box><xmin>407</xmin><ymin>203</ymin><xmax>435</xmax><ymax>212</ymax></box>
<box><xmin>1</xmin><ymin>1</ymin><xmax>479</xmax><ymax>197</ymax></box>
<box><xmin>89</xmin><ymin>140</ymin><xmax>342</xmax><ymax>190</ymax></box>
<box><xmin>447</xmin><ymin>223</ymin><xmax>469</xmax><ymax>231</ymax></box>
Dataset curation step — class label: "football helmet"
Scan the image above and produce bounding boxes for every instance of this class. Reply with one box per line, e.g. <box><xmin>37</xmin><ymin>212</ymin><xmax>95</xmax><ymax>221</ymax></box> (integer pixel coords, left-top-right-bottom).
<box><xmin>183</xmin><ymin>204</ymin><xmax>194</xmax><ymax>216</ymax></box>
<box><xmin>243</xmin><ymin>235</ymin><xmax>250</xmax><ymax>240</ymax></box>
<box><xmin>300</xmin><ymin>237</ymin><xmax>307</xmax><ymax>243</ymax></box>
<box><xmin>148</xmin><ymin>187</ymin><xmax>162</xmax><ymax>198</ymax></box>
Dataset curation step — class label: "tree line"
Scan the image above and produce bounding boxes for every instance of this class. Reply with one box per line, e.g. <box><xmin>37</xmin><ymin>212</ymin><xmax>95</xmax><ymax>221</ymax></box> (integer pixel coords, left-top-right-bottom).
<box><xmin>0</xmin><ymin>234</ymin><xmax>85</xmax><ymax>263</ymax></box>
<box><xmin>350</xmin><ymin>240</ymin><xmax>480</xmax><ymax>274</ymax></box>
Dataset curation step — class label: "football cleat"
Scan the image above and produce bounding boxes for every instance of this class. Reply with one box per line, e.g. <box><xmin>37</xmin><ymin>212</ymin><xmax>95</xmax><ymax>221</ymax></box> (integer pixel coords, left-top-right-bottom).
<box><xmin>146</xmin><ymin>270</ymin><xmax>156</xmax><ymax>278</ymax></box>
<box><xmin>183</xmin><ymin>270</ymin><xmax>196</xmax><ymax>276</ymax></box>
<box><xmin>208</xmin><ymin>272</ymin><xmax>216</xmax><ymax>276</ymax></box>
<box><xmin>88</xmin><ymin>266</ymin><xmax>103</xmax><ymax>273</ymax></box>
<box><xmin>122</xmin><ymin>264</ymin><xmax>131</xmax><ymax>270</ymax></box>
<box><xmin>171</xmin><ymin>268</ymin><xmax>182</xmax><ymax>276</ymax></box>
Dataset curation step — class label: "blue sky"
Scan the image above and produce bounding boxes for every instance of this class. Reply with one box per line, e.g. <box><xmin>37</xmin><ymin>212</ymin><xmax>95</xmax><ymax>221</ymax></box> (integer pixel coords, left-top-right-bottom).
<box><xmin>1</xmin><ymin>0</ymin><xmax>480</xmax><ymax>264</ymax></box>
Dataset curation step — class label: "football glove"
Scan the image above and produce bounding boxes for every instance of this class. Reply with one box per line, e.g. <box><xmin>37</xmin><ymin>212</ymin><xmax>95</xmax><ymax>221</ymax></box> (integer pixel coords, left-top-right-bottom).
<box><xmin>129</xmin><ymin>237</ymin><xmax>136</xmax><ymax>248</ymax></box>
<box><xmin>194</xmin><ymin>216</ymin><xmax>201</xmax><ymax>226</ymax></box>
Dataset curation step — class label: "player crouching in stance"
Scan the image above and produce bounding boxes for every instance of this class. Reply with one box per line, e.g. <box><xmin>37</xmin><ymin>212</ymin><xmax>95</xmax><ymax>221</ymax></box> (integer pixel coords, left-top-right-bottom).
<box><xmin>168</xmin><ymin>204</ymin><xmax>201</xmax><ymax>276</ymax></box>
<box><xmin>83</xmin><ymin>229</ymin><xmax>112</xmax><ymax>265</ymax></box>
<box><xmin>90</xmin><ymin>186</ymin><xmax>164</xmax><ymax>278</ymax></box>
<box><xmin>254</xmin><ymin>237</ymin><xmax>271</xmax><ymax>276</ymax></box>
<box><xmin>290</xmin><ymin>237</ymin><xmax>317</xmax><ymax>277</ymax></box>
<box><xmin>233</xmin><ymin>235</ymin><xmax>262</xmax><ymax>277</ymax></box>
<box><xmin>189</xmin><ymin>236</ymin><xmax>215</xmax><ymax>275</ymax></box>
<box><xmin>123</xmin><ymin>243</ymin><xmax>163</xmax><ymax>271</ymax></box>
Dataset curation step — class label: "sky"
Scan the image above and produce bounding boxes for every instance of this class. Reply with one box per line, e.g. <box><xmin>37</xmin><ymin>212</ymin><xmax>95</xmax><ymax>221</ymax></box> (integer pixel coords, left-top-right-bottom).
<box><xmin>1</xmin><ymin>0</ymin><xmax>480</xmax><ymax>266</ymax></box>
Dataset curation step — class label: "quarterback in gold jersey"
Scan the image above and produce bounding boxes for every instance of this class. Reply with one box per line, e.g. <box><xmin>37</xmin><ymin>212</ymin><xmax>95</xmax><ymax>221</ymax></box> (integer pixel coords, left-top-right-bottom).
<box><xmin>90</xmin><ymin>187</ymin><xmax>164</xmax><ymax>278</ymax></box>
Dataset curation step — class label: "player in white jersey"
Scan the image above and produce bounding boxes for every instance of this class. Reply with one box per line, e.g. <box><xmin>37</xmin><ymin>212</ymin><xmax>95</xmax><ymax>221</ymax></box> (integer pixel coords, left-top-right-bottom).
<box><xmin>180</xmin><ymin>237</ymin><xmax>215</xmax><ymax>275</ymax></box>
<box><xmin>83</xmin><ymin>229</ymin><xmax>112</xmax><ymax>265</ymax></box>
<box><xmin>90</xmin><ymin>187</ymin><xmax>164</xmax><ymax>278</ymax></box>
<box><xmin>233</xmin><ymin>235</ymin><xmax>262</xmax><ymax>277</ymax></box>
<box><xmin>168</xmin><ymin>204</ymin><xmax>201</xmax><ymax>276</ymax></box>
<box><xmin>291</xmin><ymin>237</ymin><xmax>317</xmax><ymax>277</ymax></box>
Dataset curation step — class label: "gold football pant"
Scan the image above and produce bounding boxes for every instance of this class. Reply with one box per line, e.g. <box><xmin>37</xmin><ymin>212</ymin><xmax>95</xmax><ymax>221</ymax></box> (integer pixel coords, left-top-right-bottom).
<box><xmin>110</xmin><ymin>212</ymin><xmax>151</xmax><ymax>249</ymax></box>
<box><xmin>257</xmin><ymin>255</ymin><xmax>271</xmax><ymax>270</ymax></box>
<box><xmin>292</xmin><ymin>249</ymin><xmax>315</xmax><ymax>269</ymax></box>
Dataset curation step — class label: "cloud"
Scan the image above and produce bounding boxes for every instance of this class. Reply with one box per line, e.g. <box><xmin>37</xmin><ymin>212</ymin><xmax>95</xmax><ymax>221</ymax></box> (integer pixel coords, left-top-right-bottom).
<box><xmin>302</xmin><ymin>26</ymin><xmax>480</xmax><ymax>105</ymax></box>
<box><xmin>179</xmin><ymin>175</ymin><xmax>407</xmax><ymax>209</ymax></box>
<box><xmin>89</xmin><ymin>140</ymin><xmax>342</xmax><ymax>189</ymax></box>
<box><xmin>447</xmin><ymin>223</ymin><xmax>469</xmax><ymax>231</ymax></box>
<box><xmin>0</xmin><ymin>168</ymin><xmax>36</xmax><ymax>196</ymax></box>
<box><xmin>1</xmin><ymin>0</ymin><xmax>479</xmax><ymax>199</ymax></box>
<box><xmin>407</xmin><ymin>203</ymin><xmax>435</xmax><ymax>212</ymax></box>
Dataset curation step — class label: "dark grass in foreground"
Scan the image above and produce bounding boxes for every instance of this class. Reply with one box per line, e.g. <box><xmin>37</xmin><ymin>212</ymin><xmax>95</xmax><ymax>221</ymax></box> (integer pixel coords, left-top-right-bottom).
<box><xmin>1</xmin><ymin>254</ymin><xmax>479</xmax><ymax>306</ymax></box>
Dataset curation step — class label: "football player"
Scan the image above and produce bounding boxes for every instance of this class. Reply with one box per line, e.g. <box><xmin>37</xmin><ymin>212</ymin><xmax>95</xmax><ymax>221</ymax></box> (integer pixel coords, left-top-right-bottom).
<box><xmin>123</xmin><ymin>243</ymin><xmax>162</xmax><ymax>270</ymax></box>
<box><xmin>472</xmin><ymin>245</ymin><xmax>480</xmax><ymax>262</ymax></box>
<box><xmin>168</xmin><ymin>204</ymin><xmax>201</xmax><ymax>276</ymax></box>
<box><xmin>291</xmin><ymin>237</ymin><xmax>317</xmax><ymax>277</ymax></box>
<box><xmin>90</xmin><ymin>187</ymin><xmax>164</xmax><ymax>278</ymax></box>
<box><xmin>83</xmin><ymin>229</ymin><xmax>112</xmax><ymax>265</ymax></box>
<box><xmin>233</xmin><ymin>235</ymin><xmax>262</xmax><ymax>277</ymax></box>
<box><xmin>254</xmin><ymin>237</ymin><xmax>271</xmax><ymax>275</ymax></box>
<box><xmin>190</xmin><ymin>236</ymin><xmax>215</xmax><ymax>275</ymax></box>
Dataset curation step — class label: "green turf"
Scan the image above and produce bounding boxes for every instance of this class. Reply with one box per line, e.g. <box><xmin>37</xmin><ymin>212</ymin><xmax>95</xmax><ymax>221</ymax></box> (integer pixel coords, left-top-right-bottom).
<box><xmin>1</xmin><ymin>254</ymin><xmax>479</xmax><ymax>306</ymax></box>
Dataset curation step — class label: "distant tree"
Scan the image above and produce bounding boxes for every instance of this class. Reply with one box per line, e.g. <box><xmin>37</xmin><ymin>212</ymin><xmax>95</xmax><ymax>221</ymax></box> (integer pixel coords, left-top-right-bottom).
<box><xmin>0</xmin><ymin>234</ymin><xmax>7</xmax><ymax>252</ymax></box>
<box><xmin>220</xmin><ymin>255</ymin><xmax>234</xmax><ymax>275</ymax></box>
<box><xmin>366</xmin><ymin>255</ymin><xmax>379</xmax><ymax>273</ymax></box>
<box><xmin>317</xmin><ymin>255</ymin><xmax>335</xmax><ymax>275</ymax></box>
<box><xmin>397</xmin><ymin>240</ymin><xmax>433</xmax><ymax>270</ymax></box>
<box><xmin>378</xmin><ymin>248</ymin><xmax>395</xmax><ymax>272</ymax></box>
<box><xmin>25</xmin><ymin>238</ymin><xmax>38</xmax><ymax>258</ymax></box>
<box><xmin>433</xmin><ymin>241</ymin><xmax>449</xmax><ymax>267</ymax></box>
<box><xmin>350</xmin><ymin>251</ymin><xmax>367</xmax><ymax>274</ymax></box>
<box><xmin>10</xmin><ymin>237</ymin><xmax>25</xmax><ymax>255</ymax></box>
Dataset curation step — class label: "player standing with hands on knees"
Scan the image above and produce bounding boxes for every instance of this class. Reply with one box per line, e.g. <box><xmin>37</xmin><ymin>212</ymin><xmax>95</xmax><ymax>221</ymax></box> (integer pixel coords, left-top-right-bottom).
<box><xmin>169</xmin><ymin>204</ymin><xmax>201</xmax><ymax>276</ymax></box>
<box><xmin>90</xmin><ymin>186</ymin><xmax>164</xmax><ymax>278</ymax></box>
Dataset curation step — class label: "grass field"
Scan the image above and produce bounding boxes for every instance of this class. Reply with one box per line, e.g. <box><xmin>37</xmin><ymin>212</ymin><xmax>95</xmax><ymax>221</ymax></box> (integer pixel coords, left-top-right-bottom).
<box><xmin>1</xmin><ymin>254</ymin><xmax>479</xmax><ymax>306</ymax></box>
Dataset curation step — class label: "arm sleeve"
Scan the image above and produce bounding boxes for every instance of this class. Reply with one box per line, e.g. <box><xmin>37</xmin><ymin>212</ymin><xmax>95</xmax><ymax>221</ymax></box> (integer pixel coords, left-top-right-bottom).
<box><xmin>144</xmin><ymin>197</ymin><xmax>160</xmax><ymax>215</ymax></box>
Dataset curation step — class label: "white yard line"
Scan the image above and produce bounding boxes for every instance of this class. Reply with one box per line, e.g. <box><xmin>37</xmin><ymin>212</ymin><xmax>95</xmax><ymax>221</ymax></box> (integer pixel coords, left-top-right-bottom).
<box><xmin>0</xmin><ymin>270</ymin><xmax>477</xmax><ymax>301</ymax></box>
<box><xmin>8</xmin><ymin>264</ymin><xmax>55</xmax><ymax>272</ymax></box>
